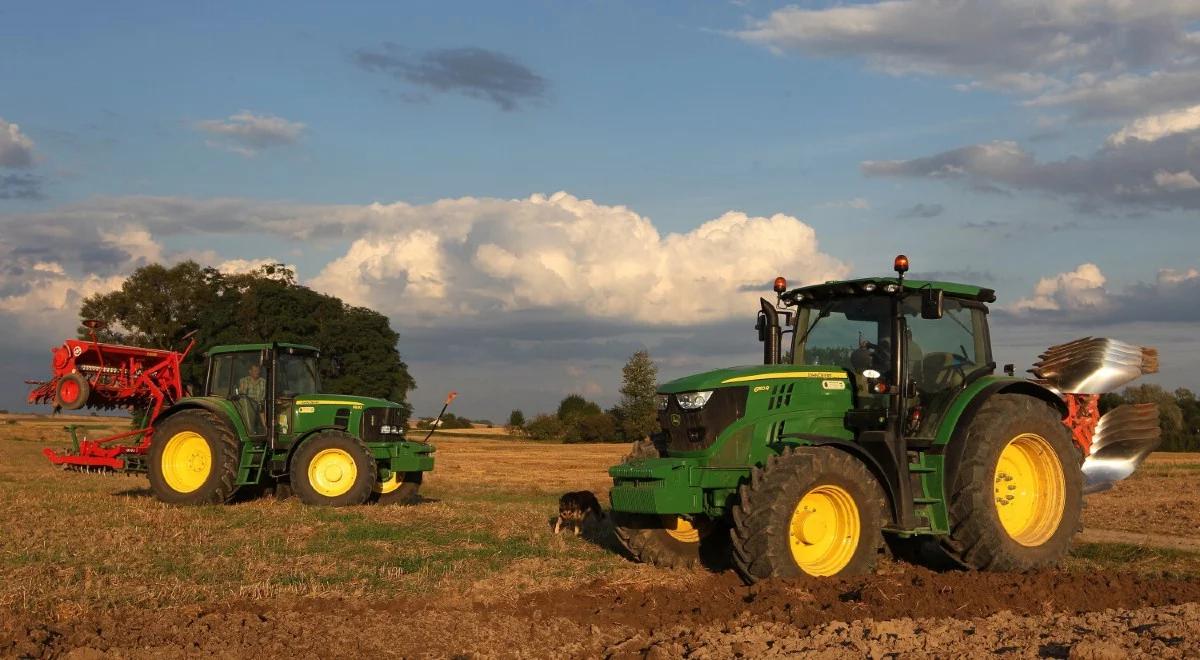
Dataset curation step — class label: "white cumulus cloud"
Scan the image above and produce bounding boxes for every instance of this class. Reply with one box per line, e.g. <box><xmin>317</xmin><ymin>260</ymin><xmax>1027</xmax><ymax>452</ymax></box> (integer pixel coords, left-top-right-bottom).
<box><xmin>311</xmin><ymin>191</ymin><xmax>848</xmax><ymax>325</ymax></box>
<box><xmin>1012</xmin><ymin>263</ymin><xmax>1108</xmax><ymax>313</ymax></box>
<box><xmin>1108</xmin><ymin>104</ymin><xmax>1200</xmax><ymax>145</ymax></box>
<box><xmin>0</xmin><ymin>117</ymin><xmax>37</xmax><ymax>168</ymax></box>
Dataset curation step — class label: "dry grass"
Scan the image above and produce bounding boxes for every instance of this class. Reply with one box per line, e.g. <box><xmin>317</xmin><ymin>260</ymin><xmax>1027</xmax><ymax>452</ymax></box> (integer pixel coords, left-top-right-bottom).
<box><xmin>0</xmin><ymin>421</ymin><xmax>666</xmax><ymax>619</ymax></box>
<box><xmin>2</xmin><ymin>416</ymin><xmax>1198</xmax><ymax>621</ymax></box>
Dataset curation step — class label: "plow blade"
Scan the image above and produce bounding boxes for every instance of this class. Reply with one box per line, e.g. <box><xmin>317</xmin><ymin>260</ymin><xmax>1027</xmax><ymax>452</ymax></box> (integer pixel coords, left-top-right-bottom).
<box><xmin>1030</xmin><ymin>337</ymin><xmax>1158</xmax><ymax>394</ymax></box>
<box><xmin>1082</xmin><ymin>403</ymin><xmax>1161</xmax><ymax>494</ymax></box>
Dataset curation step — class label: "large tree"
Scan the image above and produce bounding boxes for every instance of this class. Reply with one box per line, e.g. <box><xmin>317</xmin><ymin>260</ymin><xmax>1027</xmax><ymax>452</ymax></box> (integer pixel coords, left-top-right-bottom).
<box><xmin>616</xmin><ymin>349</ymin><xmax>659</xmax><ymax>441</ymax></box>
<box><xmin>79</xmin><ymin>261</ymin><xmax>416</xmax><ymax>420</ymax></box>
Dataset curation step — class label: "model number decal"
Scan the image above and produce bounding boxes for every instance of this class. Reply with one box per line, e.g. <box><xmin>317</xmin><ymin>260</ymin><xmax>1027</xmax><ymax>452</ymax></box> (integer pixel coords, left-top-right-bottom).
<box><xmin>822</xmin><ymin>380</ymin><xmax>846</xmax><ymax>390</ymax></box>
<box><xmin>753</xmin><ymin>386</ymin><xmax>770</xmax><ymax>393</ymax></box>
<box><xmin>297</xmin><ymin>406</ymin><xmax>316</xmax><ymax>414</ymax></box>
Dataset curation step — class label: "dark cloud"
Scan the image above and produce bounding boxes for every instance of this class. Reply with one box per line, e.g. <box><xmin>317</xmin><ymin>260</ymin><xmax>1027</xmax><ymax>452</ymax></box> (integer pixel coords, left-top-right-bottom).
<box><xmin>194</xmin><ymin>112</ymin><xmax>305</xmax><ymax>157</ymax></box>
<box><xmin>0</xmin><ymin>174</ymin><xmax>43</xmax><ymax>200</ymax></box>
<box><xmin>863</xmin><ymin>131</ymin><xmax>1200</xmax><ymax>212</ymax></box>
<box><xmin>354</xmin><ymin>44</ymin><xmax>547</xmax><ymax>111</ymax></box>
<box><xmin>897</xmin><ymin>202</ymin><xmax>943</xmax><ymax>219</ymax></box>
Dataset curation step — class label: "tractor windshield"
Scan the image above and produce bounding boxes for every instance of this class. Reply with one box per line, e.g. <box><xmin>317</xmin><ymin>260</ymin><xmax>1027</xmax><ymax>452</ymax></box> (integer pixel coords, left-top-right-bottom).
<box><xmin>276</xmin><ymin>353</ymin><xmax>321</xmax><ymax>397</ymax></box>
<box><xmin>792</xmin><ymin>296</ymin><xmax>892</xmax><ymax>376</ymax></box>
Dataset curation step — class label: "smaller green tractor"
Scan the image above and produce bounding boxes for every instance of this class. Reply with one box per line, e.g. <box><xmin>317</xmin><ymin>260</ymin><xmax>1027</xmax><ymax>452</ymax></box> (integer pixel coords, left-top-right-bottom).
<box><xmin>35</xmin><ymin>335</ymin><xmax>433</xmax><ymax>506</ymax></box>
<box><xmin>150</xmin><ymin>343</ymin><xmax>432</xmax><ymax>506</ymax></box>
<box><xmin>608</xmin><ymin>256</ymin><xmax>1160</xmax><ymax>581</ymax></box>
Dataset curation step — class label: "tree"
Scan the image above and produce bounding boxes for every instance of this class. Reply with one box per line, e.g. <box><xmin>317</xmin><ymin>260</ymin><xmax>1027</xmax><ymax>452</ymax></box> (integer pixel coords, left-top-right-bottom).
<box><xmin>616</xmin><ymin>350</ymin><xmax>659</xmax><ymax>441</ymax></box>
<box><xmin>506</xmin><ymin>409</ymin><xmax>526</xmax><ymax>434</ymax></box>
<box><xmin>557</xmin><ymin>394</ymin><xmax>601</xmax><ymax>423</ymax></box>
<box><xmin>79</xmin><ymin>261</ymin><xmax>417</xmax><ymax>422</ymax></box>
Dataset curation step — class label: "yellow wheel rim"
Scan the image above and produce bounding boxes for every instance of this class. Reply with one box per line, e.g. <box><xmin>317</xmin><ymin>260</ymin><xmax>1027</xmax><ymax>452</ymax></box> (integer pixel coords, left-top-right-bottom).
<box><xmin>662</xmin><ymin>515</ymin><xmax>703</xmax><ymax>543</ymax></box>
<box><xmin>995</xmin><ymin>433</ymin><xmax>1065</xmax><ymax>546</ymax></box>
<box><xmin>308</xmin><ymin>448</ymin><xmax>358</xmax><ymax>498</ymax></box>
<box><xmin>788</xmin><ymin>484</ymin><xmax>861</xmax><ymax>576</ymax></box>
<box><xmin>375</xmin><ymin>471</ymin><xmax>402</xmax><ymax>494</ymax></box>
<box><xmin>160</xmin><ymin>431</ymin><xmax>212</xmax><ymax>493</ymax></box>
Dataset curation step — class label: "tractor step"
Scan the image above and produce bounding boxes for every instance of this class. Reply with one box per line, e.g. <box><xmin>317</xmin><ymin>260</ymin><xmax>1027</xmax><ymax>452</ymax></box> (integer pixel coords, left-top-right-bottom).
<box><xmin>236</xmin><ymin>444</ymin><xmax>269</xmax><ymax>485</ymax></box>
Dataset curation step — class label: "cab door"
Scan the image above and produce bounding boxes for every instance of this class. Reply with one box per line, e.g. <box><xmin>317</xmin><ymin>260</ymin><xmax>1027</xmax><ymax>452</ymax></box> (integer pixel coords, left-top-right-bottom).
<box><xmin>206</xmin><ymin>349</ymin><xmax>270</xmax><ymax>440</ymax></box>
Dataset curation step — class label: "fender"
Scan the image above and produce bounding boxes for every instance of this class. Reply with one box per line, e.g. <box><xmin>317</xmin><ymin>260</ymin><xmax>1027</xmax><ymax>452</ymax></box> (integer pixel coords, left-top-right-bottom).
<box><xmin>154</xmin><ymin>396</ymin><xmax>251</xmax><ymax>441</ymax></box>
<box><xmin>778</xmin><ymin>433</ymin><xmax>904</xmax><ymax>525</ymax></box>
<box><xmin>934</xmin><ymin>376</ymin><xmax>1067</xmax><ymax>486</ymax></box>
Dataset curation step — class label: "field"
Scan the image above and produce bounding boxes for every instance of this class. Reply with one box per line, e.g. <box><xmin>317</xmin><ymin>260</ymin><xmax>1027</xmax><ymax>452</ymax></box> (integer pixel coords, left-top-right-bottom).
<box><xmin>3</xmin><ymin>414</ymin><xmax>1200</xmax><ymax>657</ymax></box>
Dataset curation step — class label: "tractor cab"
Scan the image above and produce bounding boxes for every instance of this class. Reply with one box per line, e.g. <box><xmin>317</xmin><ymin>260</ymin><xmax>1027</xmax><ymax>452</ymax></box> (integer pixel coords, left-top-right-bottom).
<box><xmin>764</xmin><ymin>256</ymin><xmax>998</xmax><ymax>442</ymax></box>
<box><xmin>204</xmin><ymin>343</ymin><xmax>322</xmax><ymax>444</ymax></box>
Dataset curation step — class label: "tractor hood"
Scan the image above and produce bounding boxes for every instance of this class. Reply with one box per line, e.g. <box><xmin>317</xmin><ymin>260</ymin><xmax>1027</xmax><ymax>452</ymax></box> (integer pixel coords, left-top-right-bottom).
<box><xmin>293</xmin><ymin>394</ymin><xmax>401</xmax><ymax>410</ymax></box>
<box><xmin>658</xmin><ymin>364</ymin><xmax>849</xmax><ymax>394</ymax></box>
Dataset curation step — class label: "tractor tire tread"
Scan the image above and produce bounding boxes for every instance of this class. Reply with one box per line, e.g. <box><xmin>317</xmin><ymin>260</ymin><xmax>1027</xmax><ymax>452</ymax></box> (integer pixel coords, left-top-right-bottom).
<box><xmin>938</xmin><ymin>394</ymin><xmax>1083</xmax><ymax>571</ymax></box>
<box><xmin>730</xmin><ymin>446</ymin><xmax>887</xmax><ymax>584</ymax></box>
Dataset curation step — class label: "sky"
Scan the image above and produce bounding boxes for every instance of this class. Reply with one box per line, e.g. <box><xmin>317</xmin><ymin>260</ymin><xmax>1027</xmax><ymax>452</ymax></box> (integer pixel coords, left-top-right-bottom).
<box><xmin>2</xmin><ymin>1</ymin><xmax>1199</xmax><ymax>420</ymax></box>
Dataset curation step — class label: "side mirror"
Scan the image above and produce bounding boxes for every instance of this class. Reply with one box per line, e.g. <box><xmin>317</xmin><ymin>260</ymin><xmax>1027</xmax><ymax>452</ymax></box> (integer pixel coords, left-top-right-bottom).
<box><xmin>921</xmin><ymin>288</ymin><xmax>944</xmax><ymax>320</ymax></box>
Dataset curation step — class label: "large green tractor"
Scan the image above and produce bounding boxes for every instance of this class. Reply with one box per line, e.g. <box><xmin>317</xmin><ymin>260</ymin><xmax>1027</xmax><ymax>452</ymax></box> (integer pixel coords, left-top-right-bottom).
<box><xmin>609</xmin><ymin>256</ymin><xmax>1160</xmax><ymax>580</ymax></box>
<box><xmin>147</xmin><ymin>343</ymin><xmax>432</xmax><ymax>506</ymax></box>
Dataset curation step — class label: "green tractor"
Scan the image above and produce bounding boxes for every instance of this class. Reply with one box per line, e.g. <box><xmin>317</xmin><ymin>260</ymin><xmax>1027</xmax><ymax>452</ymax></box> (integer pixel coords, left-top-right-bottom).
<box><xmin>148</xmin><ymin>343</ymin><xmax>433</xmax><ymax>506</ymax></box>
<box><xmin>609</xmin><ymin>256</ymin><xmax>1160</xmax><ymax>580</ymax></box>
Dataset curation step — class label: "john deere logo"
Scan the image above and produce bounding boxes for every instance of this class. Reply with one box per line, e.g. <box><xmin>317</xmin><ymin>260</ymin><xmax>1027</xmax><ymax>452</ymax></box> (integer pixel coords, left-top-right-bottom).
<box><xmin>670</xmin><ymin>414</ymin><xmax>682</xmax><ymax>427</ymax></box>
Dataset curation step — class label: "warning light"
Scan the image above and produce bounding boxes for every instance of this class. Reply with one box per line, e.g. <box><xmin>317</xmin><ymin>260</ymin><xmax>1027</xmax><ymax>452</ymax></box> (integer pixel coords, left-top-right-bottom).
<box><xmin>773</xmin><ymin>276</ymin><xmax>788</xmax><ymax>293</ymax></box>
<box><xmin>893</xmin><ymin>254</ymin><xmax>910</xmax><ymax>274</ymax></box>
<box><xmin>873</xmin><ymin>382</ymin><xmax>890</xmax><ymax>394</ymax></box>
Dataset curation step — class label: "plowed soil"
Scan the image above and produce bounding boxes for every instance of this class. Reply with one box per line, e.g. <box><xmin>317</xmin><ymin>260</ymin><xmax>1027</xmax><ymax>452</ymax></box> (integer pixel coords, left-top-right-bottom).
<box><xmin>4</xmin><ymin>565</ymin><xmax>1200</xmax><ymax>658</ymax></box>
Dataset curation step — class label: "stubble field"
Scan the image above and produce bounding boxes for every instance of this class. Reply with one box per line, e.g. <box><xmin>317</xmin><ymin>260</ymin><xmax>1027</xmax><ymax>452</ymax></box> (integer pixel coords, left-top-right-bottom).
<box><xmin>2</xmin><ymin>413</ymin><xmax>1200</xmax><ymax>658</ymax></box>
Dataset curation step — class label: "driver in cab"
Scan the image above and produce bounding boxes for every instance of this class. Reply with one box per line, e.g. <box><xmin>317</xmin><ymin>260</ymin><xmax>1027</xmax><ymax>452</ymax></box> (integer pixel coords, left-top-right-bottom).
<box><xmin>237</xmin><ymin>363</ymin><xmax>267</xmax><ymax>433</ymax></box>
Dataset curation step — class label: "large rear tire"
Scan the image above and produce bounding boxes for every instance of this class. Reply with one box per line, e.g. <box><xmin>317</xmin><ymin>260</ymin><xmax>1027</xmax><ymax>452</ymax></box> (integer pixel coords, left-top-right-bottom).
<box><xmin>290</xmin><ymin>431</ymin><xmax>377</xmax><ymax>506</ymax></box>
<box><xmin>613</xmin><ymin>513</ymin><xmax>728</xmax><ymax>569</ymax></box>
<box><xmin>731</xmin><ymin>446</ymin><xmax>886</xmax><ymax>582</ymax></box>
<box><xmin>371</xmin><ymin>471</ymin><xmax>422</xmax><ymax>505</ymax></box>
<box><xmin>940</xmin><ymin>394</ymin><xmax>1083</xmax><ymax>571</ymax></box>
<box><xmin>148</xmin><ymin>410</ymin><xmax>241</xmax><ymax>505</ymax></box>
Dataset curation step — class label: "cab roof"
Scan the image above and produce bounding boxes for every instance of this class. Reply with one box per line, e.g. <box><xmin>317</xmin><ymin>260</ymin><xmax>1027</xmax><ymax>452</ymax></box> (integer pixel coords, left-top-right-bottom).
<box><xmin>206</xmin><ymin>342</ymin><xmax>319</xmax><ymax>356</ymax></box>
<box><xmin>783</xmin><ymin>277</ymin><xmax>996</xmax><ymax>304</ymax></box>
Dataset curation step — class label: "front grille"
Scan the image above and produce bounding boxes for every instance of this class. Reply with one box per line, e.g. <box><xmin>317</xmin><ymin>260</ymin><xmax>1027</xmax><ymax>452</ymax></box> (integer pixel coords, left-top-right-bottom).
<box><xmin>360</xmin><ymin>407</ymin><xmax>405</xmax><ymax>442</ymax></box>
<box><xmin>658</xmin><ymin>386</ymin><xmax>747</xmax><ymax>452</ymax></box>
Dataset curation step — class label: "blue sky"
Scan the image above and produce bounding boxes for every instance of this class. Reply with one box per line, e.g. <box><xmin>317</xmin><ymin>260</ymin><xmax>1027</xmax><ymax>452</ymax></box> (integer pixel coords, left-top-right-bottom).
<box><xmin>2</xmin><ymin>1</ymin><xmax>1199</xmax><ymax>418</ymax></box>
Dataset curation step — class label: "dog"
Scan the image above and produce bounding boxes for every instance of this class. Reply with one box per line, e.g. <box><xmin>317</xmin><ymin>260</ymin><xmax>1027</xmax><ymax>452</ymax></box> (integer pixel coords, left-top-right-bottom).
<box><xmin>555</xmin><ymin>490</ymin><xmax>604</xmax><ymax>536</ymax></box>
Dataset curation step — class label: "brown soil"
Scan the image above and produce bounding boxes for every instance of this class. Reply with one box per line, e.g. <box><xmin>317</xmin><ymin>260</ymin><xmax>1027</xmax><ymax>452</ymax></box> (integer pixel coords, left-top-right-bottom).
<box><xmin>5</xmin><ymin>564</ymin><xmax>1200</xmax><ymax>658</ymax></box>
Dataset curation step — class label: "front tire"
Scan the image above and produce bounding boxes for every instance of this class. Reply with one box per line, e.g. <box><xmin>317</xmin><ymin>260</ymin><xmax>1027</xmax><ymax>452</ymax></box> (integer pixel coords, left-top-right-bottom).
<box><xmin>290</xmin><ymin>431</ymin><xmax>377</xmax><ymax>506</ymax></box>
<box><xmin>148</xmin><ymin>410</ymin><xmax>240</xmax><ymax>505</ymax></box>
<box><xmin>371</xmin><ymin>471</ymin><xmax>422</xmax><ymax>505</ymax></box>
<box><xmin>613</xmin><ymin>513</ymin><xmax>727</xmax><ymax>569</ymax></box>
<box><xmin>940</xmin><ymin>393</ymin><xmax>1083</xmax><ymax>571</ymax></box>
<box><xmin>731</xmin><ymin>446</ymin><xmax>886</xmax><ymax>582</ymax></box>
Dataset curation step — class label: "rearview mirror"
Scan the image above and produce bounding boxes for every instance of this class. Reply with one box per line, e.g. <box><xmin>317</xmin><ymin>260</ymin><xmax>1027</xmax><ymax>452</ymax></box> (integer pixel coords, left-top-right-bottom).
<box><xmin>921</xmin><ymin>288</ymin><xmax>944</xmax><ymax>320</ymax></box>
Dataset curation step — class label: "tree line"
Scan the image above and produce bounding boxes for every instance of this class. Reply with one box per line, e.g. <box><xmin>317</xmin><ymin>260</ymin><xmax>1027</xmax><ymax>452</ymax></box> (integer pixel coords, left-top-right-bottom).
<box><xmin>1100</xmin><ymin>384</ymin><xmax>1200</xmax><ymax>452</ymax></box>
<box><xmin>506</xmin><ymin>350</ymin><xmax>659</xmax><ymax>443</ymax></box>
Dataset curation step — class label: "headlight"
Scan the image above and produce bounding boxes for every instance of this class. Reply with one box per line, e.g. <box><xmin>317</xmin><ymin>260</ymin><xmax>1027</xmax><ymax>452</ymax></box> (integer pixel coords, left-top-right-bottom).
<box><xmin>656</xmin><ymin>394</ymin><xmax>670</xmax><ymax>411</ymax></box>
<box><xmin>676</xmin><ymin>390</ymin><xmax>714</xmax><ymax>410</ymax></box>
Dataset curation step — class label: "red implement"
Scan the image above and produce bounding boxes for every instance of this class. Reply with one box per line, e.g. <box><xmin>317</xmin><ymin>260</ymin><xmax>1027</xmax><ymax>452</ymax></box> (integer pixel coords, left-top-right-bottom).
<box><xmin>28</xmin><ymin>323</ymin><xmax>195</xmax><ymax>470</ymax></box>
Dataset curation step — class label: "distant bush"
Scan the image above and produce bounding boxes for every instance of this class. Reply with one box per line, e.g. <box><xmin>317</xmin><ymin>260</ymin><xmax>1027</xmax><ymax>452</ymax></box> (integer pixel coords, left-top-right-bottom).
<box><xmin>4</xmin><ymin>419</ymin><xmax>16</xmax><ymax>425</ymax></box>
<box><xmin>524</xmin><ymin>414</ymin><xmax>565</xmax><ymax>442</ymax></box>
<box><xmin>565</xmin><ymin>412</ymin><xmax>618</xmax><ymax>443</ymax></box>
